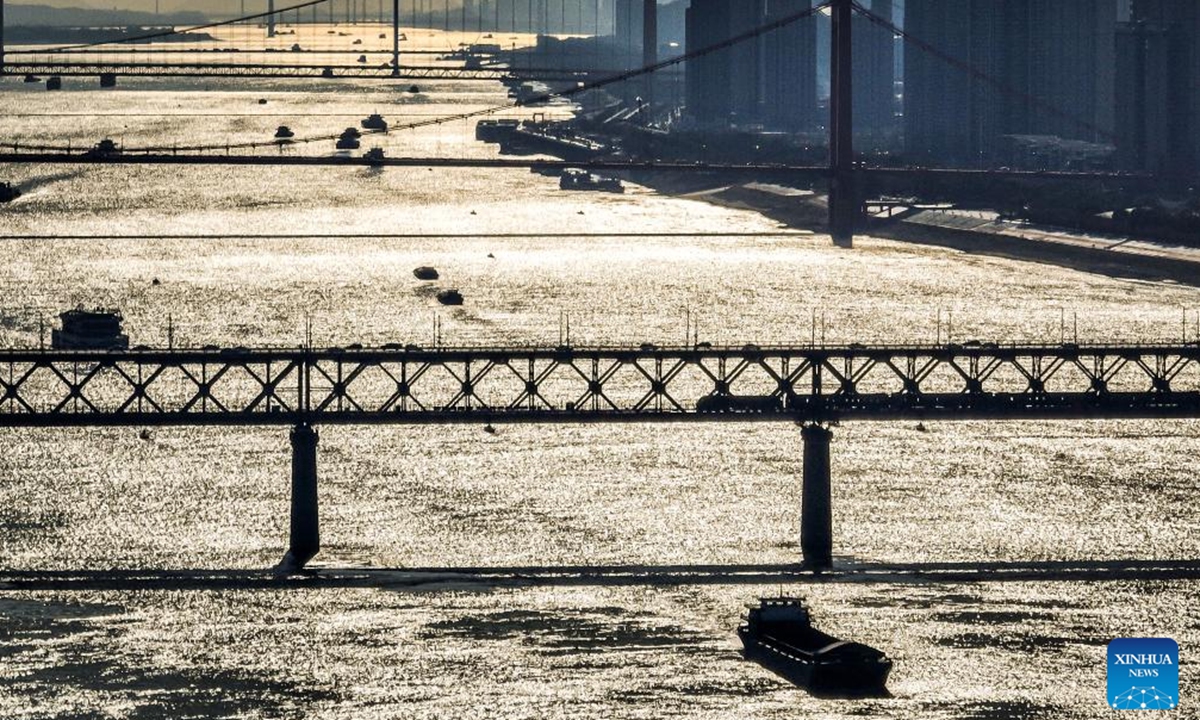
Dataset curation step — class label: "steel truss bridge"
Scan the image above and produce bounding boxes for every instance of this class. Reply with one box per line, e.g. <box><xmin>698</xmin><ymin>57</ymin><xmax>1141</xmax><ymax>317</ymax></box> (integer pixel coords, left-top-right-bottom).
<box><xmin>0</xmin><ymin>154</ymin><xmax>1158</xmax><ymax>194</ymax></box>
<box><xmin>3</xmin><ymin>343</ymin><xmax>1200</xmax><ymax>428</ymax></box>
<box><xmin>6</xmin><ymin>341</ymin><xmax>1198</xmax><ymax>571</ymax></box>
<box><xmin>0</xmin><ymin>60</ymin><xmax>596</xmax><ymax>82</ymax></box>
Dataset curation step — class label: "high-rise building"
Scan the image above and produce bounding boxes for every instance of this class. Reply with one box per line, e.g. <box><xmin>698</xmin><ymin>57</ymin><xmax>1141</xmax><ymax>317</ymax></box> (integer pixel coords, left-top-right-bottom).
<box><xmin>685</xmin><ymin>0</ymin><xmax>819</xmax><ymax>130</ymax></box>
<box><xmin>852</xmin><ymin>0</ymin><xmax>896</xmax><ymax>134</ymax></box>
<box><xmin>614</xmin><ymin>0</ymin><xmax>645</xmax><ymax>57</ymax></box>
<box><xmin>763</xmin><ymin>0</ymin><xmax>820</xmax><ymax>131</ymax></box>
<box><xmin>904</xmin><ymin>1</ymin><xmax>1118</xmax><ymax>167</ymax></box>
<box><xmin>1116</xmin><ymin>0</ymin><xmax>1200</xmax><ymax>176</ymax></box>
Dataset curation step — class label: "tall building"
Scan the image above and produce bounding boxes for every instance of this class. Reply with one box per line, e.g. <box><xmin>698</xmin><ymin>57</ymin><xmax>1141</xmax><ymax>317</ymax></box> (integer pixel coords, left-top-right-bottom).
<box><xmin>1116</xmin><ymin>0</ymin><xmax>1200</xmax><ymax>176</ymax></box>
<box><xmin>904</xmin><ymin>1</ymin><xmax>1118</xmax><ymax>167</ymax></box>
<box><xmin>852</xmin><ymin>0</ymin><xmax>896</xmax><ymax>134</ymax></box>
<box><xmin>614</xmin><ymin>0</ymin><xmax>645</xmax><ymax>58</ymax></box>
<box><xmin>763</xmin><ymin>0</ymin><xmax>820</xmax><ymax>131</ymax></box>
<box><xmin>685</xmin><ymin>0</ymin><xmax>734</xmax><ymax>124</ymax></box>
<box><xmin>686</xmin><ymin>0</ymin><xmax>819</xmax><ymax>130</ymax></box>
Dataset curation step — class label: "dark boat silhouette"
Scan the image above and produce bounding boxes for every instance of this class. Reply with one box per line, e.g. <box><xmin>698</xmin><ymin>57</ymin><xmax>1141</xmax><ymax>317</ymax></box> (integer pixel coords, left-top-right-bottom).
<box><xmin>559</xmin><ymin>168</ymin><xmax>623</xmax><ymax>193</ymax></box>
<box><xmin>52</xmin><ymin>306</ymin><xmax>129</xmax><ymax>350</ymax></box>
<box><xmin>85</xmin><ymin>138</ymin><xmax>121</xmax><ymax>159</ymax></box>
<box><xmin>738</xmin><ymin>597</ymin><xmax>892</xmax><ymax>697</ymax></box>
<box><xmin>336</xmin><ymin>129</ymin><xmax>361</xmax><ymax>150</ymax></box>
<box><xmin>436</xmin><ymin>288</ymin><xmax>464</xmax><ymax>306</ymax></box>
<box><xmin>362</xmin><ymin>113</ymin><xmax>388</xmax><ymax>131</ymax></box>
<box><xmin>0</xmin><ymin>182</ymin><xmax>21</xmax><ymax>203</ymax></box>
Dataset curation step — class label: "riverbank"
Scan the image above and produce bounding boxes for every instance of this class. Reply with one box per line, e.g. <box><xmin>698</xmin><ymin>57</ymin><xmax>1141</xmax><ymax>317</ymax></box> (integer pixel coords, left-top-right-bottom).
<box><xmin>635</xmin><ymin>175</ymin><xmax>1200</xmax><ymax>287</ymax></box>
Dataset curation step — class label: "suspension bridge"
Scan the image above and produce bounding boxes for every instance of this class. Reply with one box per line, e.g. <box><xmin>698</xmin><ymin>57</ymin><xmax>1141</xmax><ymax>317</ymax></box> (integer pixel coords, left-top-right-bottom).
<box><xmin>0</xmin><ymin>0</ymin><xmax>1151</xmax><ymax>245</ymax></box>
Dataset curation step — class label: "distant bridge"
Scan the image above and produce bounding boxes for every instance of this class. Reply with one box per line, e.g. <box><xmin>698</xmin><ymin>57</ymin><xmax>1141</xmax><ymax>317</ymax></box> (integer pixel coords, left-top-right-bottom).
<box><xmin>0</xmin><ymin>153</ymin><xmax>1159</xmax><ymax>192</ymax></box>
<box><xmin>0</xmin><ymin>60</ymin><xmax>599</xmax><ymax>82</ymax></box>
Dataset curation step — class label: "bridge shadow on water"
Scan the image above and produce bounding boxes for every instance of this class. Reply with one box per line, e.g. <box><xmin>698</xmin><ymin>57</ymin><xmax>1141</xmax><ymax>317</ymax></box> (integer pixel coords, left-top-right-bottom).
<box><xmin>1</xmin><ymin>559</ymin><xmax>1199</xmax><ymax>592</ymax></box>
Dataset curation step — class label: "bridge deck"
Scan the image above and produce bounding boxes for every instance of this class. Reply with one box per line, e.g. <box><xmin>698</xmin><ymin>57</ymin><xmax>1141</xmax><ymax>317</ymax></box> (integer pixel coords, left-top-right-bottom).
<box><xmin>2</xmin><ymin>343</ymin><xmax>1199</xmax><ymax>426</ymax></box>
<box><xmin>0</xmin><ymin>62</ymin><xmax>596</xmax><ymax>81</ymax></box>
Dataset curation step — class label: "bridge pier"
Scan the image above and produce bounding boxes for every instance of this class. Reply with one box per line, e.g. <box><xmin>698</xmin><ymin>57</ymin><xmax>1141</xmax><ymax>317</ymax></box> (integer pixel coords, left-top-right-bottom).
<box><xmin>800</xmin><ymin>424</ymin><xmax>833</xmax><ymax>571</ymax></box>
<box><xmin>278</xmin><ymin>423</ymin><xmax>320</xmax><ymax>573</ymax></box>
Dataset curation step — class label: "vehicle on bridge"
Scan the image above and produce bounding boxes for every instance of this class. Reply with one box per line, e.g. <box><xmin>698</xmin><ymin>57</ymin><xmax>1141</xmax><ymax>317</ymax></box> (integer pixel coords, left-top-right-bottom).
<box><xmin>695</xmin><ymin>394</ymin><xmax>781</xmax><ymax>413</ymax></box>
<box><xmin>739</xmin><ymin>597</ymin><xmax>892</xmax><ymax>697</ymax></box>
<box><xmin>51</xmin><ymin>307</ymin><xmax>129</xmax><ymax>350</ymax></box>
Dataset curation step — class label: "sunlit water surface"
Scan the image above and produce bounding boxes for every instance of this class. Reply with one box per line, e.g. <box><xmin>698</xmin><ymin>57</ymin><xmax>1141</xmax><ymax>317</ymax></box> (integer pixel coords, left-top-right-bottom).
<box><xmin>0</xmin><ymin>27</ymin><xmax>1198</xmax><ymax>720</ymax></box>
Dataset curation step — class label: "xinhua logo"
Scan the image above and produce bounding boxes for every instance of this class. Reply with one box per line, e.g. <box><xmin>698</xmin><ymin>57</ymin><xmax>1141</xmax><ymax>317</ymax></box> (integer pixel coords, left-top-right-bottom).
<box><xmin>1108</xmin><ymin>638</ymin><xmax>1179</xmax><ymax>710</ymax></box>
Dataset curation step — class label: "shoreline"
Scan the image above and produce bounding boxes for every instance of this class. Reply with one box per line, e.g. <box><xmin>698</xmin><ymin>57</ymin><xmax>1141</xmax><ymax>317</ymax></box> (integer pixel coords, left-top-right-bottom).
<box><xmin>631</xmin><ymin>173</ymin><xmax>1200</xmax><ymax>287</ymax></box>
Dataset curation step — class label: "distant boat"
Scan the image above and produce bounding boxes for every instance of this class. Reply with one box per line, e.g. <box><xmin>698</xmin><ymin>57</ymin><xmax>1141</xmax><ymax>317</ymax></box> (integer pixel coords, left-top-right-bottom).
<box><xmin>476</xmin><ymin>118</ymin><xmax>519</xmax><ymax>142</ymax></box>
<box><xmin>52</xmin><ymin>306</ymin><xmax>130</xmax><ymax>350</ymax></box>
<box><xmin>413</xmin><ymin>266</ymin><xmax>439</xmax><ymax>280</ymax></box>
<box><xmin>364</xmin><ymin>147</ymin><xmax>386</xmax><ymax>165</ymax></box>
<box><xmin>559</xmin><ymin>168</ymin><xmax>623</xmax><ymax>193</ymax></box>
<box><xmin>739</xmin><ymin>597</ymin><xmax>892</xmax><ymax>697</ymax></box>
<box><xmin>361</xmin><ymin>113</ymin><xmax>388</xmax><ymax>131</ymax></box>
<box><xmin>436</xmin><ymin>288</ymin><xmax>464</xmax><ymax>306</ymax></box>
<box><xmin>85</xmin><ymin>138</ymin><xmax>121</xmax><ymax>158</ymax></box>
<box><xmin>0</xmin><ymin>182</ymin><xmax>21</xmax><ymax>203</ymax></box>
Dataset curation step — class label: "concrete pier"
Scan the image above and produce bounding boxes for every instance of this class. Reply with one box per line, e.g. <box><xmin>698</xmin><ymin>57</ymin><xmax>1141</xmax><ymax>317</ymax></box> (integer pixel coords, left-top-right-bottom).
<box><xmin>279</xmin><ymin>423</ymin><xmax>319</xmax><ymax>572</ymax></box>
<box><xmin>801</xmin><ymin>424</ymin><xmax>833</xmax><ymax>570</ymax></box>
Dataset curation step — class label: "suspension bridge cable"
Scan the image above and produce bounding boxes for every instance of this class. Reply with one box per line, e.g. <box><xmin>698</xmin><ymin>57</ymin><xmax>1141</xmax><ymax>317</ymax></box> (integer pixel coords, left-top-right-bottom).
<box><xmin>8</xmin><ymin>1</ymin><xmax>830</xmax><ymax>155</ymax></box>
<box><xmin>35</xmin><ymin>0</ymin><xmax>334</xmax><ymax>54</ymax></box>
<box><xmin>850</xmin><ymin>1</ymin><xmax>1115</xmax><ymax>143</ymax></box>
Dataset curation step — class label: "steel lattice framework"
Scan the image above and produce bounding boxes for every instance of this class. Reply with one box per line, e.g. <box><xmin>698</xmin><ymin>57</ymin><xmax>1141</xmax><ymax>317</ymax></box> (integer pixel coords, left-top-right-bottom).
<box><xmin>0</xmin><ymin>61</ymin><xmax>600</xmax><ymax>82</ymax></box>
<box><xmin>2</xmin><ymin>344</ymin><xmax>1200</xmax><ymax>427</ymax></box>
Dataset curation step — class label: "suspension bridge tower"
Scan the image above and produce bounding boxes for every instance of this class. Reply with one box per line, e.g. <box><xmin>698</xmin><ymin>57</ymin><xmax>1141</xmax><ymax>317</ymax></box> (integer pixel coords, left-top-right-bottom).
<box><xmin>828</xmin><ymin>0</ymin><xmax>856</xmax><ymax>246</ymax></box>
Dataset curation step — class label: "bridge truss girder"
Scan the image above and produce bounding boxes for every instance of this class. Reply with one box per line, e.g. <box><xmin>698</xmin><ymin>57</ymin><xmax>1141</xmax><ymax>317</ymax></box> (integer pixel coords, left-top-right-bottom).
<box><xmin>2</xmin><ymin>344</ymin><xmax>1200</xmax><ymax>427</ymax></box>
<box><xmin>0</xmin><ymin>62</ymin><xmax>595</xmax><ymax>82</ymax></box>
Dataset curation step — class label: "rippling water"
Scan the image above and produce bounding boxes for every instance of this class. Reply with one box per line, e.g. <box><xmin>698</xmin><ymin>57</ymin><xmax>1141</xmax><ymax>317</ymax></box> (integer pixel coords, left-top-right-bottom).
<box><xmin>0</xmin><ymin>27</ymin><xmax>1197</xmax><ymax>720</ymax></box>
